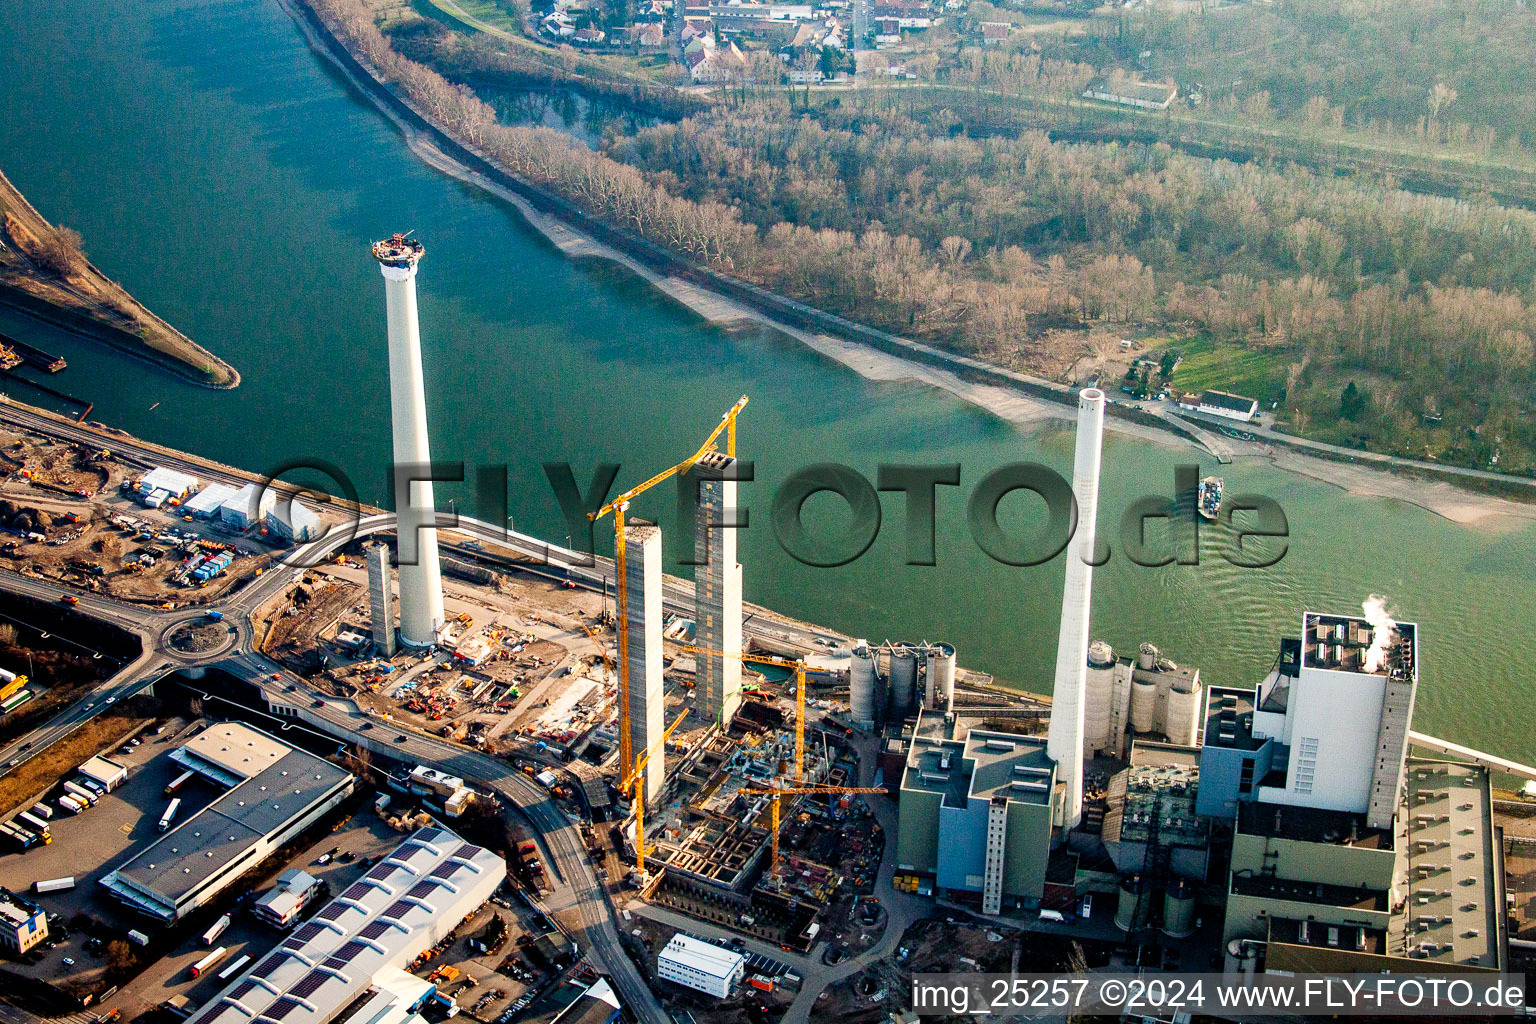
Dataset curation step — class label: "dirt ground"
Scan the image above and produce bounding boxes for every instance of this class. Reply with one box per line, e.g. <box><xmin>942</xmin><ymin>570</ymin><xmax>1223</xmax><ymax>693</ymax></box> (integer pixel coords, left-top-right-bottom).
<box><xmin>0</xmin><ymin>427</ymin><xmax>276</xmax><ymax>605</ymax></box>
<box><xmin>0</xmin><ymin>695</ymin><xmax>159</xmax><ymax>811</ymax></box>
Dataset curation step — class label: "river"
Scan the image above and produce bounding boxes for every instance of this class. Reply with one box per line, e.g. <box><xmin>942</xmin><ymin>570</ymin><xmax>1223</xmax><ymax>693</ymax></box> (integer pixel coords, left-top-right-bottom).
<box><xmin>1</xmin><ymin>0</ymin><xmax>1534</xmax><ymax>759</ymax></box>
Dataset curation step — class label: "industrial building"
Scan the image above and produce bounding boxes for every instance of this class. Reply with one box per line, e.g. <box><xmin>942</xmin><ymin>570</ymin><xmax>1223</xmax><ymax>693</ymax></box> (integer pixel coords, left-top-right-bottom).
<box><xmin>1081</xmin><ymin>641</ymin><xmax>1202</xmax><ymax>759</ymax></box>
<box><xmin>1099</xmin><ymin>742</ymin><xmax>1208</xmax><ymax>882</ymax></box>
<box><xmin>373</xmin><ymin>234</ymin><xmax>445</xmax><ymax>648</ymax></box>
<box><xmin>550</xmin><ymin>979</ymin><xmax>622</xmax><ymax>1024</ymax></box>
<box><xmin>267</xmin><ymin>499</ymin><xmax>323</xmax><ymax>543</ymax></box>
<box><xmin>692</xmin><ymin>451</ymin><xmax>743</xmax><ymax>728</ymax></box>
<box><xmin>622</xmin><ymin>521</ymin><xmax>665</xmax><ymax>803</ymax></box>
<box><xmin>184</xmin><ymin>826</ymin><xmax>505</xmax><ymax>1024</ymax></box>
<box><xmin>0</xmin><ymin>888</ymin><xmax>46</xmax><ymax>954</ymax></box>
<box><xmin>138</xmin><ymin>467</ymin><xmax>200</xmax><ymax>506</ymax></box>
<box><xmin>184</xmin><ymin>483</ymin><xmax>240</xmax><ymax>519</ymax></box>
<box><xmin>219</xmin><ymin>483</ymin><xmax>277</xmax><ymax>530</ymax></box>
<box><xmin>79</xmin><ymin>755</ymin><xmax>127</xmax><ymax>791</ymax></box>
<box><xmin>656</xmin><ymin>934</ymin><xmax>746</xmax><ymax>997</ymax></box>
<box><xmin>847</xmin><ymin>640</ymin><xmax>956</xmax><ymax>730</ymax></box>
<box><xmin>100</xmin><ymin>724</ymin><xmax>354</xmax><ymax>922</ymax></box>
<box><xmin>406</xmin><ymin>765</ymin><xmax>474</xmax><ymax>817</ymax></box>
<box><xmin>366</xmin><ymin>541</ymin><xmax>397</xmax><ymax>657</ymax></box>
<box><xmin>1047</xmin><ymin>387</ymin><xmax>1105</xmax><ymax>832</ymax></box>
<box><xmin>894</xmin><ymin>709</ymin><xmax>1055</xmax><ymax>913</ymax></box>
<box><xmin>1199</xmin><ymin>610</ymin><xmax>1417</xmax><ymax>827</ymax></box>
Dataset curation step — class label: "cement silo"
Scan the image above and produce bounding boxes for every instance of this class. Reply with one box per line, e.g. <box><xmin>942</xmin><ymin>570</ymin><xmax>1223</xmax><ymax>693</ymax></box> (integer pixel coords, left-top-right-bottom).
<box><xmin>849</xmin><ymin>641</ymin><xmax>878</xmax><ymax>729</ymax></box>
<box><xmin>888</xmin><ymin>643</ymin><xmax>919</xmax><ymax>720</ymax></box>
<box><xmin>1083</xmin><ymin>640</ymin><xmax>1116</xmax><ymax>756</ymax></box>
<box><xmin>925</xmin><ymin>643</ymin><xmax>956</xmax><ymax>711</ymax></box>
<box><xmin>1164</xmin><ymin>673</ymin><xmax>1203</xmax><ymax>746</ymax></box>
<box><xmin>1114</xmin><ymin>875</ymin><xmax>1150</xmax><ymax>933</ymax></box>
<box><xmin>1162</xmin><ymin>879</ymin><xmax>1197</xmax><ymax>939</ymax></box>
<box><xmin>1130</xmin><ymin>674</ymin><xmax>1158</xmax><ymax>734</ymax></box>
<box><xmin>1136</xmin><ymin>642</ymin><xmax>1159</xmax><ymax>670</ymax></box>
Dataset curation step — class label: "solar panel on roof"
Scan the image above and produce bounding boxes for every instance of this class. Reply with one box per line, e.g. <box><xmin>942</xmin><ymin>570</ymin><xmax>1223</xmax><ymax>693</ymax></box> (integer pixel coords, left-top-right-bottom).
<box><xmin>341</xmin><ymin>882</ymin><xmax>371</xmax><ymax>900</ymax></box>
<box><xmin>264</xmin><ymin>998</ymin><xmax>303</xmax><ymax>1022</ymax></box>
<box><xmin>251</xmin><ymin>952</ymin><xmax>288</xmax><ymax>978</ymax></box>
<box><xmin>428</xmin><ymin>862</ymin><xmax>457</xmax><ymax>880</ymax></box>
<box><xmin>359</xmin><ymin>920</ymin><xmax>392</xmax><ymax>940</ymax></box>
<box><xmin>316</xmin><ymin>903</ymin><xmax>346</xmax><ymax>922</ymax></box>
<box><xmin>453</xmin><ymin>843</ymin><xmax>481</xmax><ymax>859</ymax></box>
<box><xmin>290</xmin><ymin>970</ymin><xmax>330</xmax><ymax>1000</ymax></box>
<box><xmin>366</xmin><ymin>863</ymin><xmax>395</xmax><ymax>881</ymax></box>
<box><xmin>229</xmin><ymin>980</ymin><xmax>259</xmax><ymax>1001</ymax></box>
<box><xmin>407</xmin><ymin>881</ymin><xmax>437</xmax><ymax>899</ymax></box>
<box><xmin>382</xmin><ymin>899</ymin><xmax>413</xmax><ymax>919</ymax></box>
<box><xmin>290</xmin><ymin>922</ymin><xmax>323</xmax><ymax>943</ymax></box>
<box><xmin>329</xmin><ymin>939</ymin><xmax>368</xmax><ymax>964</ymax></box>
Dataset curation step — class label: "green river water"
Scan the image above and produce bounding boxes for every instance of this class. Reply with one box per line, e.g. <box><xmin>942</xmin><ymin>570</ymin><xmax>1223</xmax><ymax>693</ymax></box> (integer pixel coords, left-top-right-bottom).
<box><xmin>0</xmin><ymin>0</ymin><xmax>1533</xmax><ymax>758</ymax></box>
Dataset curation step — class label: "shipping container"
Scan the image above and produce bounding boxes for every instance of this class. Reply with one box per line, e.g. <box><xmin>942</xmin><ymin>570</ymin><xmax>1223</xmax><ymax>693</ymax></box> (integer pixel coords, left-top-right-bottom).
<box><xmin>29</xmin><ymin>802</ymin><xmax>52</xmax><ymax>820</ymax></box>
<box><xmin>216</xmin><ymin>954</ymin><xmax>251</xmax><ymax>981</ymax></box>
<box><xmin>128</xmin><ymin>930</ymin><xmax>150</xmax><ymax>947</ymax></box>
<box><xmin>201</xmin><ymin>914</ymin><xmax>231</xmax><ymax>946</ymax></box>
<box><xmin>165</xmin><ymin>771</ymin><xmax>195</xmax><ymax>797</ymax></box>
<box><xmin>34</xmin><ymin>877</ymin><xmax>75</xmax><ymax>894</ymax></box>
<box><xmin>190</xmin><ymin>947</ymin><xmax>227</xmax><ymax>978</ymax></box>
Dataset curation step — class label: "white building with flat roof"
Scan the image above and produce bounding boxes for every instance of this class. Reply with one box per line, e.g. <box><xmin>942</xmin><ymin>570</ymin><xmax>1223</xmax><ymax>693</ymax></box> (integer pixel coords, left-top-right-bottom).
<box><xmin>657</xmin><ymin>934</ymin><xmax>745</xmax><ymax>997</ymax></box>
<box><xmin>138</xmin><ymin>467</ymin><xmax>200</xmax><ymax>500</ymax></box>
<box><xmin>219</xmin><ymin>483</ymin><xmax>278</xmax><ymax>529</ymax></box>
<box><xmin>267</xmin><ymin>500</ymin><xmax>323</xmax><ymax>543</ymax></box>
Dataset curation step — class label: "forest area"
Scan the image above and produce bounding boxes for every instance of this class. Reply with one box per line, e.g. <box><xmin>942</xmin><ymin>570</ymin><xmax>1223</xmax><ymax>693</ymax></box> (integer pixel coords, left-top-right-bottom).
<box><xmin>312</xmin><ymin>0</ymin><xmax>1536</xmax><ymax>475</ymax></box>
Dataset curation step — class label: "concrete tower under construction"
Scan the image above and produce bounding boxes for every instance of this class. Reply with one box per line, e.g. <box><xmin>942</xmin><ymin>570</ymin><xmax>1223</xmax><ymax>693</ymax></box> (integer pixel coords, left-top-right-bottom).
<box><xmin>365</xmin><ymin>541</ymin><xmax>397</xmax><ymax>658</ymax></box>
<box><xmin>372</xmin><ymin>234</ymin><xmax>445</xmax><ymax>648</ymax></box>
<box><xmin>622</xmin><ymin>521</ymin><xmax>665</xmax><ymax>803</ymax></box>
<box><xmin>1046</xmin><ymin>387</ymin><xmax>1105</xmax><ymax>831</ymax></box>
<box><xmin>693</xmin><ymin>451</ymin><xmax>743</xmax><ymax>728</ymax></box>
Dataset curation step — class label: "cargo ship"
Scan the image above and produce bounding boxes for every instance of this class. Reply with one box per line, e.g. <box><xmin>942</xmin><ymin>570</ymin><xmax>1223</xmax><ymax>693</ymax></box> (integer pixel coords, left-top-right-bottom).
<box><xmin>0</xmin><ymin>335</ymin><xmax>65</xmax><ymax>373</ymax></box>
<box><xmin>1198</xmin><ymin>476</ymin><xmax>1223</xmax><ymax>521</ymax></box>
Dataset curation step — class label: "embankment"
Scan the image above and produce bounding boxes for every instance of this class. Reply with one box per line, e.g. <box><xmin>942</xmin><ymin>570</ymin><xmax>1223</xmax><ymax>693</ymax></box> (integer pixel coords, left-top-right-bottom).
<box><xmin>0</xmin><ymin>170</ymin><xmax>239</xmax><ymax>389</ymax></box>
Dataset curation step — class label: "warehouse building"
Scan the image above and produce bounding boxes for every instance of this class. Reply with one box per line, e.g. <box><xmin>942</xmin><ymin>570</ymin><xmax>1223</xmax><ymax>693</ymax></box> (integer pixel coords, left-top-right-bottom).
<box><xmin>183</xmin><ymin>483</ymin><xmax>241</xmax><ymax>519</ymax></box>
<box><xmin>100</xmin><ymin>724</ymin><xmax>354</xmax><ymax>922</ymax></box>
<box><xmin>219</xmin><ymin>483</ymin><xmax>277</xmax><ymax>529</ymax></box>
<box><xmin>656</xmin><ymin>934</ymin><xmax>746</xmax><ymax>998</ymax></box>
<box><xmin>79</xmin><ymin>755</ymin><xmax>128</xmax><ymax>792</ymax></box>
<box><xmin>550</xmin><ymin>979</ymin><xmax>622</xmax><ymax>1024</ymax></box>
<box><xmin>183</xmin><ymin>827</ymin><xmax>505</xmax><ymax>1024</ymax></box>
<box><xmin>267</xmin><ymin>500</ymin><xmax>323</xmax><ymax>543</ymax></box>
<box><xmin>0</xmin><ymin>888</ymin><xmax>47</xmax><ymax>954</ymax></box>
<box><xmin>138</xmin><ymin>467</ymin><xmax>200</xmax><ymax>506</ymax></box>
<box><xmin>894</xmin><ymin>709</ymin><xmax>1055</xmax><ymax>914</ymax></box>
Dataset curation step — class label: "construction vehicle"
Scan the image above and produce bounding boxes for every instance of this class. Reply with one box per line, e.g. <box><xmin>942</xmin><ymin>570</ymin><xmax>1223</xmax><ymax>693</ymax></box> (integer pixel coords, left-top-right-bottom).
<box><xmin>679</xmin><ymin>643</ymin><xmax>809</xmax><ymax>783</ymax></box>
<box><xmin>587</xmin><ymin>396</ymin><xmax>747</xmax><ymax>811</ymax></box>
<box><xmin>615</xmin><ymin>708</ymin><xmax>688</xmax><ymax>874</ymax></box>
<box><xmin>740</xmin><ymin>783</ymin><xmax>883</xmax><ymax>871</ymax></box>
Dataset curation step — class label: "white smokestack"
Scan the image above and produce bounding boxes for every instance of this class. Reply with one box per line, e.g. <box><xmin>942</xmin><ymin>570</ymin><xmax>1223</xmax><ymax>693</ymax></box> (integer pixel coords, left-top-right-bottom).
<box><xmin>373</xmin><ymin>234</ymin><xmax>445</xmax><ymax>648</ymax></box>
<box><xmin>1361</xmin><ymin>594</ymin><xmax>1396</xmax><ymax>672</ymax></box>
<box><xmin>1047</xmin><ymin>387</ymin><xmax>1105</xmax><ymax>832</ymax></box>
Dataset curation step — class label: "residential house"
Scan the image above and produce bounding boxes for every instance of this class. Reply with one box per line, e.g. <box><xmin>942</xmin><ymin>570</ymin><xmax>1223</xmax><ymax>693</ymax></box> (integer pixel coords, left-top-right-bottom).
<box><xmin>980</xmin><ymin>20</ymin><xmax>1009</xmax><ymax>44</ymax></box>
<box><xmin>1082</xmin><ymin>76</ymin><xmax>1178</xmax><ymax>110</ymax></box>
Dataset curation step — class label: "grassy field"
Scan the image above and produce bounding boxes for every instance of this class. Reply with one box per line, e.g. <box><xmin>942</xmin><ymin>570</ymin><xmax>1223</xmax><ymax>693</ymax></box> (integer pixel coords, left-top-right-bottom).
<box><xmin>420</xmin><ymin>0</ymin><xmax>524</xmax><ymax>36</ymax></box>
<box><xmin>1166</xmin><ymin>337</ymin><xmax>1289</xmax><ymax>403</ymax></box>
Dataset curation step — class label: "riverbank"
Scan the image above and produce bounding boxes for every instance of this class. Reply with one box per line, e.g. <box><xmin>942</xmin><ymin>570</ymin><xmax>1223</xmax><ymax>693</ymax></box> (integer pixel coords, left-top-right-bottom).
<box><xmin>281</xmin><ymin>0</ymin><xmax>1536</xmax><ymax>527</ymax></box>
<box><xmin>0</xmin><ymin>169</ymin><xmax>239</xmax><ymax>389</ymax></box>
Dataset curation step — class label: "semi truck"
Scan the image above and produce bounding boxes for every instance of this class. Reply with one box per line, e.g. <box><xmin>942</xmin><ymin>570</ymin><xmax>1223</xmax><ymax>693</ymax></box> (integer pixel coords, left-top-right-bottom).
<box><xmin>159</xmin><ymin>798</ymin><xmax>181</xmax><ymax>832</ymax></box>
<box><xmin>17</xmin><ymin>812</ymin><xmax>51</xmax><ymax>841</ymax></box>
<box><xmin>165</xmin><ymin>770</ymin><xmax>195</xmax><ymax>797</ymax></box>
<box><xmin>63</xmin><ymin>781</ymin><xmax>98</xmax><ymax>806</ymax></box>
<box><xmin>57</xmin><ymin>794</ymin><xmax>85</xmax><ymax>814</ymax></box>
<box><xmin>201</xmin><ymin>914</ymin><xmax>231</xmax><ymax>946</ymax></box>
<box><xmin>190</xmin><ymin>947</ymin><xmax>228</xmax><ymax>978</ymax></box>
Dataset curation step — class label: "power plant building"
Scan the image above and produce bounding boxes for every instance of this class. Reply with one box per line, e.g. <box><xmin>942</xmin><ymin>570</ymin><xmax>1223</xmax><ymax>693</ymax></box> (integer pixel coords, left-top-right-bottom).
<box><xmin>1081</xmin><ymin>640</ymin><xmax>1203</xmax><ymax>759</ymax></box>
<box><xmin>373</xmin><ymin>235</ymin><xmax>445</xmax><ymax>648</ymax></box>
<box><xmin>692</xmin><ymin>451</ymin><xmax>743</xmax><ymax>727</ymax></box>
<box><xmin>621</xmin><ymin>521</ymin><xmax>666</xmax><ymax>803</ymax></box>
<box><xmin>895</xmin><ymin>709</ymin><xmax>1055</xmax><ymax>913</ymax></box>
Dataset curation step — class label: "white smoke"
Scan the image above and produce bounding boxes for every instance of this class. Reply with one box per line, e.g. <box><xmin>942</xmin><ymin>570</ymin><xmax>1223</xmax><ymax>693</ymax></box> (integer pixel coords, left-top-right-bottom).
<box><xmin>1361</xmin><ymin>594</ymin><xmax>1396</xmax><ymax>673</ymax></box>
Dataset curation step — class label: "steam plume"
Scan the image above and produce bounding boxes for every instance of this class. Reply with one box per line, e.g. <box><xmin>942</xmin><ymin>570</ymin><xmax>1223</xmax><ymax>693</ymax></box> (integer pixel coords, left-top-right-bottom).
<box><xmin>1361</xmin><ymin>594</ymin><xmax>1396</xmax><ymax>672</ymax></box>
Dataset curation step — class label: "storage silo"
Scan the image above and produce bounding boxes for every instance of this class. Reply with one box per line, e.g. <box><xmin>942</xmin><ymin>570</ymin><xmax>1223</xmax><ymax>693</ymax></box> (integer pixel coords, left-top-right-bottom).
<box><xmin>925</xmin><ymin>643</ymin><xmax>956</xmax><ymax>711</ymax></box>
<box><xmin>1130</xmin><ymin>675</ymin><xmax>1157</xmax><ymax>733</ymax></box>
<box><xmin>1162</xmin><ymin>879</ymin><xmax>1197</xmax><ymax>938</ymax></box>
<box><xmin>1084</xmin><ymin>640</ymin><xmax>1116</xmax><ymax>755</ymax></box>
<box><xmin>1136</xmin><ymin>642</ymin><xmax>1159</xmax><ymax>670</ymax></box>
<box><xmin>1115</xmin><ymin>875</ymin><xmax>1149</xmax><ymax>932</ymax></box>
<box><xmin>1164</xmin><ymin>674</ymin><xmax>1203</xmax><ymax>746</ymax></box>
<box><xmin>888</xmin><ymin>643</ymin><xmax>919</xmax><ymax>720</ymax></box>
<box><xmin>849</xmin><ymin>641</ymin><xmax>877</xmax><ymax>729</ymax></box>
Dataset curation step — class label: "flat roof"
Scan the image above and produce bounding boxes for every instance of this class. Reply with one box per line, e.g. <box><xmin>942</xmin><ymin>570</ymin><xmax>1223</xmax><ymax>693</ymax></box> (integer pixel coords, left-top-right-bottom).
<box><xmin>1303</xmin><ymin>611</ymin><xmax>1418</xmax><ymax>679</ymax></box>
<box><xmin>1237</xmin><ymin>802</ymin><xmax>1391</xmax><ymax>850</ymax></box>
<box><xmin>900</xmin><ymin>711</ymin><xmax>1053</xmax><ymax>809</ymax></box>
<box><xmin>180</xmin><ymin>724</ymin><xmax>294</xmax><ymax>780</ymax></box>
<box><xmin>187</xmin><ymin>827</ymin><xmax>505</xmax><ymax>1024</ymax></box>
<box><xmin>1398</xmin><ymin>758</ymin><xmax>1501</xmax><ymax>968</ymax></box>
<box><xmin>104</xmin><ymin>729</ymin><xmax>352</xmax><ymax>910</ymax></box>
<box><xmin>1204</xmin><ymin>685</ymin><xmax>1262</xmax><ymax>751</ymax></box>
<box><xmin>966</xmin><ymin>731</ymin><xmax>1052</xmax><ymax>805</ymax></box>
<box><xmin>659</xmin><ymin>934</ymin><xmax>745</xmax><ymax>980</ymax></box>
<box><xmin>1231</xmin><ymin>873</ymin><xmax>1388</xmax><ymax>913</ymax></box>
<box><xmin>0</xmin><ymin>888</ymin><xmax>41</xmax><ymax>928</ymax></box>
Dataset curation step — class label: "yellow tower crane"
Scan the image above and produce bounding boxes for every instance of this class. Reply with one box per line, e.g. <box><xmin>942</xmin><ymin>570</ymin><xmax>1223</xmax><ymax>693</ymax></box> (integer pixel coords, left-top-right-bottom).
<box><xmin>588</xmin><ymin>397</ymin><xmax>748</xmax><ymax>840</ymax></box>
<box><xmin>616</xmin><ymin>708</ymin><xmax>689</xmax><ymax>874</ymax></box>
<box><xmin>740</xmin><ymin>783</ymin><xmax>885</xmax><ymax>872</ymax></box>
<box><xmin>677</xmin><ymin>644</ymin><xmax>810</xmax><ymax>783</ymax></box>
